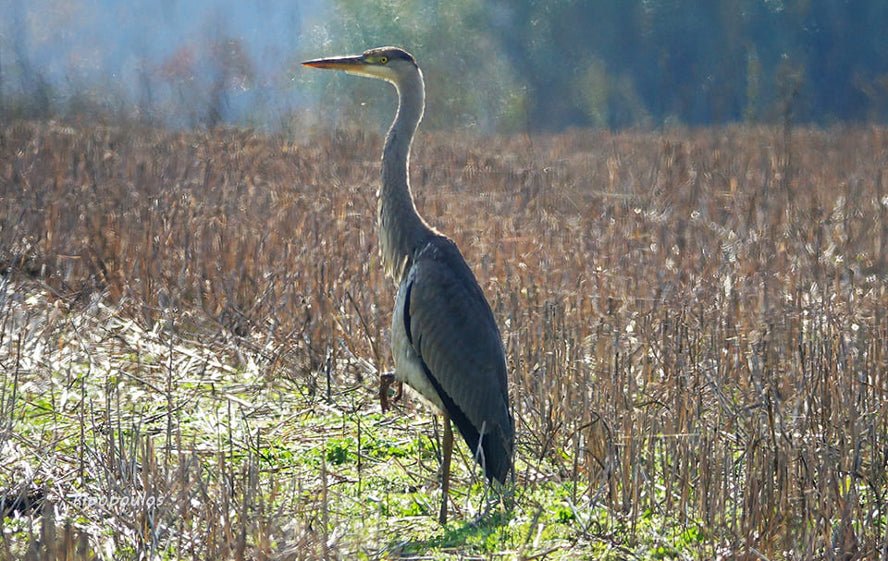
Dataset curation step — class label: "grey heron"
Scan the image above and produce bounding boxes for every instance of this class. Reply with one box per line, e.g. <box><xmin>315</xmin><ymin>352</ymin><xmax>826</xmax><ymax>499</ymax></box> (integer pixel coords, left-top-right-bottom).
<box><xmin>303</xmin><ymin>47</ymin><xmax>514</xmax><ymax>523</ymax></box>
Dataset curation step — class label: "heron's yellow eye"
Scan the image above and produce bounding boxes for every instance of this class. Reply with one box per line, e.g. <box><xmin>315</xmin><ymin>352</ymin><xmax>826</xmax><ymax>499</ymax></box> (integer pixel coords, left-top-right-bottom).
<box><xmin>379</xmin><ymin>56</ymin><xmax>389</xmax><ymax>64</ymax></box>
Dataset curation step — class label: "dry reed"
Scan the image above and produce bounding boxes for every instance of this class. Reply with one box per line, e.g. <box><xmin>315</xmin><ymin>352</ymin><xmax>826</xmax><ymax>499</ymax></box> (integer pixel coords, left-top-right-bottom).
<box><xmin>1</xmin><ymin>121</ymin><xmax>886</xmax><ymax>559</ymax></box>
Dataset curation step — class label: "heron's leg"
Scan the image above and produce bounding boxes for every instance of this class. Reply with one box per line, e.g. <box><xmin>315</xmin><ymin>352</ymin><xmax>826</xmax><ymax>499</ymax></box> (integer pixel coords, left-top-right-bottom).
<box><xmin>379</xmin><ymin>371</ymin><xmax>395</xmax><ymax>412</ymax></box>
<box><xmin>380</xmin><ymin>372</ymin><xmax>405</xmax><ymax>412</ymax></box>
<box><xmin>439</xmin><ymin>412</ymin><xmax>453</xmax><ymax>525</ymax></box>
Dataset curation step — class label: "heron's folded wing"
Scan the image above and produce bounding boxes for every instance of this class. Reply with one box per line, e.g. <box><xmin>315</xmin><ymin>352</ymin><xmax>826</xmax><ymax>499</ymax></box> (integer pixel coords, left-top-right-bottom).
<box><xmin>405</xmin><ymin>238</ymin><xmax>513</xmax><ymax>482</ymax></box>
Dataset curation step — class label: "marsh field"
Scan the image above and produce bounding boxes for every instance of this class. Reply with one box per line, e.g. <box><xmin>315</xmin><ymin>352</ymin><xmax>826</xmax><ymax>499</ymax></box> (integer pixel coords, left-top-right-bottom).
<box><xmin>0</xmin><ymin>121</ymin><xmax>886</xmax><ymax>560</ymax></box>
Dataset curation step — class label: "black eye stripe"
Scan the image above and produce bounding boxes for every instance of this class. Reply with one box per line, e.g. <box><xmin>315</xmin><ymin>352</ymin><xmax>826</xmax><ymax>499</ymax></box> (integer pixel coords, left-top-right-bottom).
<box><xmin>363</xmin><ymin>48</ymin><xmax>416</xmax><ymax>65</ymax></box>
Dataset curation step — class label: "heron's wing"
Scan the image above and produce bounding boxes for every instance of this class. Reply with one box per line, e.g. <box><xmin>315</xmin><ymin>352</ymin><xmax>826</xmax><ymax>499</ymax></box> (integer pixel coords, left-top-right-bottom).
<box><xmin>404</xmin><ymin>237</ymin><xmax>513</xmax><ymax>482</ymax></box>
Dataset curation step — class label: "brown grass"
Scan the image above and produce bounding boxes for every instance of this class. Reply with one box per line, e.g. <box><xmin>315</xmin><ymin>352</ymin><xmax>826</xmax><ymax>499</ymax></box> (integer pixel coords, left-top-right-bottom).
<box><xmin>1</xmin><ymin>120</ymin><xmax>887</xmax><ymax>559</ymax></box>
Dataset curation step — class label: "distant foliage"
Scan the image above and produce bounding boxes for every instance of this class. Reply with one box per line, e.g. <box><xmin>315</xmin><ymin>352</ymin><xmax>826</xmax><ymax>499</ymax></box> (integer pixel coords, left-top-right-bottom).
<box><xmin>324</xmin><ymin>0</ymin><xmax>888</xmax><ymax>131</ymax></box>
<box><xmin>1</xmin><ymin>0</ymin><xmax>887</xmax><ymax>130</ymax></box>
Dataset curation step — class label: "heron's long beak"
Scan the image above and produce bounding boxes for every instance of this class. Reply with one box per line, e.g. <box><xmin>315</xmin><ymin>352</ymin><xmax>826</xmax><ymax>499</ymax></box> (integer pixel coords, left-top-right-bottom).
<box><xmin>302</xmin><ymin>55</ymin><xmax>365</xmax><ymax>71</ymax></box>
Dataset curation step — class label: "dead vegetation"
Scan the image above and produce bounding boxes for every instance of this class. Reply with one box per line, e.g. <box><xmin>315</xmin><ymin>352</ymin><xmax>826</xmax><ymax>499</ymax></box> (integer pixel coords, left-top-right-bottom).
<box><xmin>1</xmin><ymin>121</ymin><xmax>887</xmax><ymax>559</ymax></box>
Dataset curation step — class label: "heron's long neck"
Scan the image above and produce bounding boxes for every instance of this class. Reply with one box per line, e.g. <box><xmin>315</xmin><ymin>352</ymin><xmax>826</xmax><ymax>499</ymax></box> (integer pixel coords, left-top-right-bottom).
<box><xmin>379</xmin><ymin>69</ymin><xmax>433</xmax><ymax>282</ymax></box>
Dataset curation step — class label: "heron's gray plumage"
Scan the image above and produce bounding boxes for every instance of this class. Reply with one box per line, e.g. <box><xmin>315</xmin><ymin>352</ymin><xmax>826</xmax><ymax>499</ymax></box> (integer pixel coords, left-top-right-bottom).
<box><xmin>303</xmin><ymin>46</ymin><xmax>514</xmax><ymax>493</ymax></box>
<box><xmin>402</xmin><ymin>238</ymin><xmax>513</xmax><ymax>482</ymax></box>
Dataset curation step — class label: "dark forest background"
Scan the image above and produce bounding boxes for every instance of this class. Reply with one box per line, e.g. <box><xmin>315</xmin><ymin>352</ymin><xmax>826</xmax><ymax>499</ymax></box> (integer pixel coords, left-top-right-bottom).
<box><xmin>1</xmin><ymin>0</ymin><xmax>886</xmax><ymax>132</ymax></box>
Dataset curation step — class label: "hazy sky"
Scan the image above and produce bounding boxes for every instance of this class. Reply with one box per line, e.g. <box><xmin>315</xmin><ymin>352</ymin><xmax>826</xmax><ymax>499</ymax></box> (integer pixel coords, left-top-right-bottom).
<box><xmin>1</xmin><ymin>0</ymin><xmax>327</xmax><ymax>124</ymax></box>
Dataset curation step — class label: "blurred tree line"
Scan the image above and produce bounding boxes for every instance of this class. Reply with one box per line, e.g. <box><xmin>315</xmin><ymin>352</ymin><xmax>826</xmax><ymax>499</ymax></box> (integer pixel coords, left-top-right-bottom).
<box><xmin>1</xmin><ymin>0</ymin><xmax>886</xmax><ymax>131</ymax></box>
<box><xmin>323</xmin><ymin>0</ymin><xmax>888</xmax><ymax>131</ymax></box>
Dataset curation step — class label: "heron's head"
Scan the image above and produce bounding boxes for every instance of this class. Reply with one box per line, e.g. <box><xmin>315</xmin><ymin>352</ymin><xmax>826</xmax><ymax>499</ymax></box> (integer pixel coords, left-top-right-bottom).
<box><xmin>302</xmin><ymin>46</ymin><xmax>418</xmax><ymax>86</ymax></box>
